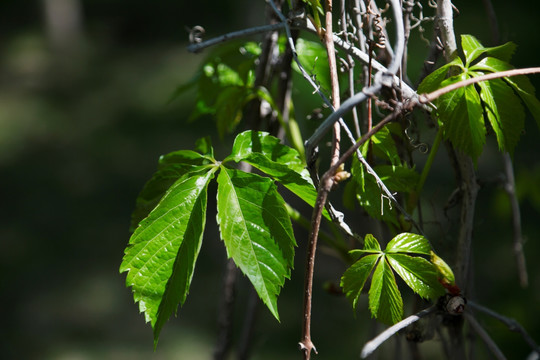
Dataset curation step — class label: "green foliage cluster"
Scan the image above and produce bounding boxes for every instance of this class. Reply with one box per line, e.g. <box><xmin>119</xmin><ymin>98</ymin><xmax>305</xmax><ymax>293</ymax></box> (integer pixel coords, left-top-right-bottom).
<box><xmin>121</xmin><ymin>30</ymin><xmax>540</xmax><ymax>348</ymax></box>
<box><xmin>121</xmin><ymin>131</ymin><xmax>319</xmax><ymax>345</ymax></box>
<box><xmin>419</xmin><ymin>35</ymin><xmax>540</xmax><ymax>161</ymax></box>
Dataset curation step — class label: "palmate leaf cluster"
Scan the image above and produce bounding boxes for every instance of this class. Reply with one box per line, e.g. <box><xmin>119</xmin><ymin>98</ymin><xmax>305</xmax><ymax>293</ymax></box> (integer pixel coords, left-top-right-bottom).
<box><xmin>419</xmin><ymin>35</ymin><xmax>540</xmax><ymax>161</ymax></box>
<box><xmin>120</xmin><ymin>131</ymin><xmax>320</xmax><ymax>346</ymax></box>
<box><xmin>341</xmin><ymin>233</ymin><xmax>446</xmax><ymax>325</ymax></box>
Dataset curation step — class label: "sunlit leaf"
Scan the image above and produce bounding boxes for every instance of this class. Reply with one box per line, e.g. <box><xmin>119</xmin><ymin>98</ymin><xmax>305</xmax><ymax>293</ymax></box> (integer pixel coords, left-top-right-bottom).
<box><xmin>226</xmin><ymin>131</ymin><xmax>326</xmax><ymax>217</ymax></box>
<box><xmin>385</xmin><ymin>232</ymin><xmax>431</xmax><ymax>255</ymax></box>
<box><xmin>120</xmin><ymin>167</ymin><xmax>216</xmax><ymax>346</ymax></box>
<box><xmin>431</xmin><ymin>251</ymin><xmax>456</xmax><ymax>286</ymax></box>
<box><xmin>386</xmin><ymin>254</ymin><xmax>444</xmax><ymax>300</ymax></box>
<box><xmin>130</xmin><ymin>149</ymin><xmax>213</xmax><ymax>230</ymax></box>
<box><xmin>216</xmin><ymin>167</ymin><xmax>295</xmax><ymax>320</ymax></box>
<box><xmin>369</xmin><ymin>257</ymin><xmax>403</xmax><ymax>325</ymax></box>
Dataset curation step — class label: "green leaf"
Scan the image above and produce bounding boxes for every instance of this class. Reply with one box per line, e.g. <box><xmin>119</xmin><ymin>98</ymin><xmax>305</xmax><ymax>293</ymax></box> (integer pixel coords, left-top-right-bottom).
<box><xmin>215</xmin><ymin>86</ymin><xmax>251</xmax><ymax>137</ymax></box>
<box><xmin>437</xmin><ymin>74</ymin><xmax>486</xmax><ymax>160</ymax></box>
<box><xmin>294</xmin><ymin>38</ymin><xmax>331</xmax><ymax>93</ymax></box>
<box><xmin>361</xmin><ymin>127</ymin><xmax>401</xmax><ymax>166</ymax></box>
<box><xmin>503</xmin><ymin>75</ymin><xmax>540</xmax><ymax>130</ymax></box>
<box><xmin>418</xmin><ymin>57</ymin><xmax>464</xmax><ymax>94</ymax></box>
<box><xmin>483</xmin><ymin>42</ymin><xmax>517</xmax><ymax>63</ymax></box>
<box><xmin>364</xmin><ymin>233</ymin><xmax>382</xmax><ymax>252</ymax></box>
<box><xmin>194</xmin><ymin>136</ymin><xmax>214</xmax><ymax>158</ymax></box>
<box><xmin>369</xmin><ymin>257</ymin><xmax>403</xmax><ymax>325</ymax></box>
<box><xmin>385</xmin><ymin>232</ymin><xmax>431</xmax><ymax>255</ymax></box>
<box><xmin>341</xmin><ymin>254</ymin><xmax>380</xmax><ymax>309</ymax></box>
<box><xmin>386</xmin><ymin>254</ymin><xmax>445</xmax><ymax>300</ymax></box>
<box><xmin>461</xmin><ymin>34</ymin><xmax>484</xmax><ymax>66</ymax></box>
<box><xmin>120</xmin><ymin>168</ymin><xmax>216</xmax><ymax>345</ymax></box>
<box><xmin>226</xmin><ymin>131</ymin><xmax>326</xmax><ymax>217</ymax></box>
<box><xmin>477</xmin><ymin>78</ymin><xmax>525</xmax><ymax>154</ymax></box>
<box><xmin>188</xmin><ymin>41</ymin><xmax>259</xmax><ymax>123</ymax></box>
<box><xmin>130</xmin><ymin>150</ymin><xmax>213</xmax><ymax>231</ymax></box>
<box><xmin>353</xmin><ymin>164</ymin><xmax>418</xmax><ymax>227</ymax></box>
<box><xmin>431</xmin><ymin>251</ymin><xmax>456</xmax><ymax>286</ymax></box>
<box><xmin>376</xmin><ymin>165</ymin><xmax>420</xmax><ymax>193</ymax></box>
<box><xmin>469</xmin><ymin>56</ymin><xmax>514</xmax><ymax>73</ymax></box>
<box><xmin>216</xmin><ymin>167</ymin><xmax>296</xmax><ymax>320</ymax></box>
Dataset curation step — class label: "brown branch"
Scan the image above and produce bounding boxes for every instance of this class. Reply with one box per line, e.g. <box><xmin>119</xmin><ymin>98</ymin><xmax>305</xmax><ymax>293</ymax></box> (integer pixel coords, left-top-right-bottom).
<box><xmin>324</xmin><ymin>0</ymin><xmax>341</xmax><ymax>168</ymax></box>
<box><xmin>419</xmin><ymin>67</ymin><xmax>540</xmax><ymax>104</ymax></box>
<box><xmin>299</xmin><ymin>112</ymin><xmax>398</xmax><ymax>359</ymax></box>
<box><xmin>464</xmin><ymin>313</ymin><xmax>506</xmax><ymax>360</ymax></box>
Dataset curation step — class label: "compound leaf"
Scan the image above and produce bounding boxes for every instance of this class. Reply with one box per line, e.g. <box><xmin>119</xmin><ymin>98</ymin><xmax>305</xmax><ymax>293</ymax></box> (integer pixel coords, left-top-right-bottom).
<box><xmin>216</xmin><ymin>167</ymin><xmax>295</xmax><ymax>320</ymax></box>
<box><xmin>120</xmin><ymin>167</ymin><xmax>216</xmax><ymax>346</ymax></box>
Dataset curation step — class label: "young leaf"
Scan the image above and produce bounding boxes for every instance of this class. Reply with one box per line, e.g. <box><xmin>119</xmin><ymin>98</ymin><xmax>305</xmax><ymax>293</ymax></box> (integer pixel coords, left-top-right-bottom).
<box><xmin>341</xmin><ymin>254</ymin><xmax>380</xmax><ymax>309</ymax></box>
<box><xmin>120</xmin><ymin>167</ymin><xmax>216</xmax><ymax>345</ymax></box>
<box><xmin>461</xmin><ymin>34</ymin><xmax>485</xmax><ymax>66</ymax></box>
<box><xmin>216</xmin><ymin>167</ymin><xmax>296</xmax><ymax>320</ymax></box>
<box><xmin>364</xmin><ymin>233</ymin><xmax>382</xmax><ymax>252</ymax></box>
<box><xmin>431</xmin><ymin>251</ymin><xmax>456</xmax><ymax>286</ymax></box>
<box><xmin>226</xmin><ymin>131</ymin><xmax>325</xmax><ymax>217</ymax></box>
<box><xmin>385</xmin><ymin>232</ymin><xmax>431</xmax><ymax>255</ymax></box>
<box><xmin>368</xmin><ymin>258</ymin><xmax>403</xmax><ymax>325</ymax></box>
<box><xmin>386</xmin><ymin>254</ymin><xmax>444</xmax><ymax>300</ymax></box>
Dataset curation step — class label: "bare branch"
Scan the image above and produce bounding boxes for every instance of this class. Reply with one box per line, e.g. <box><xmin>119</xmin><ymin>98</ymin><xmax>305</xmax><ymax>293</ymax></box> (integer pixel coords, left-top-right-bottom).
<box><xmin>420</xmin><ymin>67</ymin><xmax>540</xmax><ymax>104</ymax></box>
<box><xmin>464</xmin><ymin>312</ymin><xmax>507</xmax><ymax>360</ymax></box>
<box><xmin>361</xmin><ymin>305</ymin><xmax>437</xmax><ymax>358</ymax></box>
<box><xmin>187</xmin><ymin>23</ymin><xmax>284</xmax><ymax>53</ymax></box>
<box><xmin>468</xmin><ymin>301</ymin><xmax>540</xmax><ymax>355</ymax></box>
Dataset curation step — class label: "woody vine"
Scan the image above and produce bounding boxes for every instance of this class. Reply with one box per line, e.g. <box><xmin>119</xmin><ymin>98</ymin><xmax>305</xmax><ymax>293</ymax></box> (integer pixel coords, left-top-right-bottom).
<box><xmin>120</xmin><ymin>0</ymin><xmax>540</xmax><ymax>359</ymax></box>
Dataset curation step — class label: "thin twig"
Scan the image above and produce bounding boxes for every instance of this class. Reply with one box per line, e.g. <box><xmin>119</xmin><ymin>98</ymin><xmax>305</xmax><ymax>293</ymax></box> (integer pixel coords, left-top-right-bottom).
<box><xmin>300</xmin><ymin>112</ymin><xmax>399</xmax><ymax>359</ymax></box>
<box><xmin>420</xmin><ymin>67</ymin><xmax>540</xmax><ymax>104</ymax></box>
<box><xmin>435</xmin><ymin>2</ymin><xmax>472</xmax><ymax>358</ymax></box>
<box><xmin>187</xmin><ymin>23</ymin><xmax>285</xmax><ymax>53</ymax></box>
<box><xmin>361</xmin><ymin>305</ymin><xmax>438</xmax><ymax>358</ymax></box>
<box><xmin>468</xmin><ymin>301</ymin><xmax>540</xmax><ymax>355</ymax></box>
<box><xmin>324</xmin><ymin>0</ymin><xmax>342</xmax><ymax>168</ymax></box>
<box><xmin>464</xmin><ymin>312</ymin><xmax>507</xmax><ymax>360</ymax></box>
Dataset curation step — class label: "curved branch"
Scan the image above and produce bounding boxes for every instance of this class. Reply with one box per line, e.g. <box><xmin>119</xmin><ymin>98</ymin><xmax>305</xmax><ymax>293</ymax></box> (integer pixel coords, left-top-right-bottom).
<box><xmin>360</xmin><ymin>305</ymin><xmax>437</xmax><ymax>358</ymax></box>
<box><xmin>468</xmin><ymin>301</ymin><xmax>540</xmax><ymax>355</ymax></box>
<box><xmin>420</xmin><ymin>67</ymin><xmax>540</xmax><ymax>104</ymax></box>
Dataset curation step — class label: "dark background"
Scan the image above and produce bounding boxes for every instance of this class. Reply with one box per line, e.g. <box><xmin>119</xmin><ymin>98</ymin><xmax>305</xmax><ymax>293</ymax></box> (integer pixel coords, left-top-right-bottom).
<box><xmin>1</xmin><ymin>1</ymin><xmax>538</xmax><ymax>359</ymax></box>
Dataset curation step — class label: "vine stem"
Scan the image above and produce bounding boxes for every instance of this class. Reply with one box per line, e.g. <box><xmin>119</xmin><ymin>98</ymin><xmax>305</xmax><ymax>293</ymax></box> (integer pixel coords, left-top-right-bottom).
<box><xmin>300</xmin><ymin>112</ymin><xmax>399</xmax><ymax>359</ymax></box>
<box><xmin>324</xmin><ymin>0</ymin><xmax>341</xmax><ymax>168</ymax></box>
